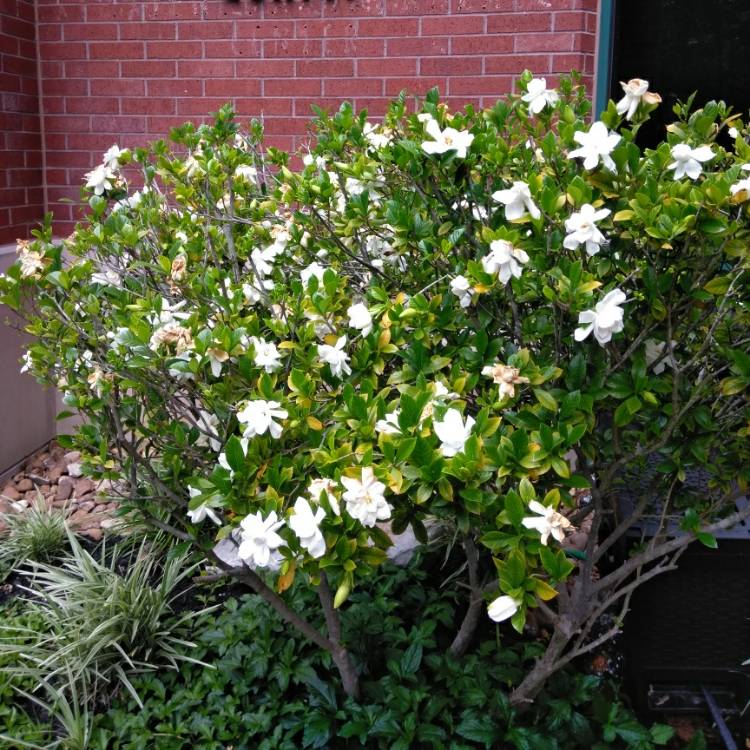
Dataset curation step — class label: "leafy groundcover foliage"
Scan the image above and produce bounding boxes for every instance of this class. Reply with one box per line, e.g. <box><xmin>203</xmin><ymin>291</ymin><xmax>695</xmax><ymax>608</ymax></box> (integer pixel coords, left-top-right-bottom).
<box><xmin>1</xmin><ymin>70</ymin><xmax>749</xmax><ymax>709</ymax></box>
<box><xmin>95</xmin><ymin>557</ymin><xmax>675</xmax><ymax>750</ymax></box>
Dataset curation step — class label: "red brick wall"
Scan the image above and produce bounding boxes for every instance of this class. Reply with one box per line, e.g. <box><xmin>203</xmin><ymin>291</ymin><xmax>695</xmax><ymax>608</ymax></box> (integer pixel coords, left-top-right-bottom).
<box><xmin>0</xmin><ymin>0</ymin><xmax>43</xmax><ymax>244</ymax></box>
<box><xmin>31</xmin><ymin>0</ymin><xmax>596</xmax><ymax>236</ymax></box>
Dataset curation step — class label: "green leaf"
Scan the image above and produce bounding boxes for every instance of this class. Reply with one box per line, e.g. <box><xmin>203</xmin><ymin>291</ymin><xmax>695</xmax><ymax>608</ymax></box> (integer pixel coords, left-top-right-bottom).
<box><xmin>696</xmin><ymin>532</ymin><xmax>718</xmax><ymax>549</ymax></box>
<box><xmin>400</xmin><ymin>642</ymin><xmax>423</xmax><ymax>674</ymax></box>
<box><xmin>224</xmin><ymin>435</ymin><xmax>245</xmax><ymax>473</ymax></box>
<box><xmin>703</xmin><ymin>276</ymin><xmax>730</xmax><ymax>295</ymax></box>
<box><xmin>650</xmin><ymin>724</ymin><xmax>675</xmax><ymax>745</ymax></box>
<box><xmin>518</xmin><ymin>477</ymin><xmax>536</xmax><ymax>503</ymax></box>
<box><xmin>533</xmin><ymin>388</ymin><xmax>558</xmax><ymax>412</ymax></box>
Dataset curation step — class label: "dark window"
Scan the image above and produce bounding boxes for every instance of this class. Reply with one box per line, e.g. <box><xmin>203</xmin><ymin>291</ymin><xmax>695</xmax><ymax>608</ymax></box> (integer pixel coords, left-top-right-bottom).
<box><xmin>609</xmin><ymin>0</ymin><xmax>750</xmax><ymax>147</ymax></box>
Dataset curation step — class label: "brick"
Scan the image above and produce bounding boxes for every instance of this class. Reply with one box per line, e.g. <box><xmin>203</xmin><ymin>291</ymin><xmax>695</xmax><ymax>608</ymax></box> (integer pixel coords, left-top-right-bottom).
<box><xmin>263</xmin><ymin>39</ymin><xmax>323</xmax><ymax>57</ymax></box>
<box><xmin>236</xmin><ymin>59</ymin><xmax>295</xmax><ymax>77</ymax></box>
<box><xmin>178</xmin><ymin>20</ymin><xmax>233</xmax><ymax>39</ymax></box>
<box><xmin>146</xmin><ymin>41</ymin><xmax>202</xmax><ymax>59</ymax></box>
<box><xmin>64</xmin><ymin>60</ymin><xmax>119</xmax><ymax>78</ymax></box>
<box><xmin>422</xmin><ymin>56</ymin><xmax>482</xmax><ymax>75</ymax></box>
<box><xmin>86</xmin><ymin>4</ymin><xmax>143</xmax><ymax>22</ymax></box>
<box><xmin>452</xmin><ymin>35</ymin><xmax>513</xmax><ymax>54</ymax></box>
<box><xmin>486</xmin><ymin>12</ymin><xmax>552</xmax><ymax>33</ymax></box>
<box><xmin>148</xmin><ymin>78</ymin><xmax>203</xmax><ymax>97</ymax></box>
<box><xmin>44</xmin><ymin>115</ymin><xmax>91</xmax><ymax>133</ymax></box>
<box><xmin>387</xmin><ymin>0</ymin><xmax>449</xmax><ymax>14</ymax></box>
<box><xmin>421</xmin><ymin>15</ymin><xmax>484</xmax><ymax>34</ymax></box>
<box><xmin>354</xmin><ymin>98</ymin><xmax>389</xmax><ymax>116</ymax></box>
<box><xmin>265</xmin><ymin>77</ymin><xmax>321</xmax><ymax>96</ymax></box>
<box><xmin>37</xmin><ymin>25</ymin><xmax>62</xmax><ymax>41</ymax></box>
<box><xmin>92</xmin><ymin>78</ymin><xmax>143</xmax><ymax>96</ymax></box>
<box><xmin>453</xmin><ymin>0</ymin><xmax>513</xmax><ymax>11</ymax></box>
<box><xmin>66</xmin><ymin>97</ymin><xmax>120</xmax><ymax>115</ymax></box>
<box><xmin>177</xmin><ymin>59</ymin><xmax>232</xmax><ymax>78</ymax></box>
<box><xmin>294</xmin><ymin>19</ymin><xmax>356</xmax><ymax>37</ymax></box>
<box><xmin>551</xmin><ymin>53</ymin><xmax>586</xmax><ymax>73</ymax></box>
<box><xmin>388</xmin><ymin>37</ymin><xmax>448</xmax><ymax>55</ymax></box>
<box><xmin>449</xmin><ymin>74</ymin><xmax>512</xmax><ymax>94</ymax></box>
<box><xmin>515</xmin><ymin>0</ymin><xmax>574</xmax><ymax>8</ymax></box>
<box><xmin>324</xmin><ymin>38</ymin><xmax>384</xmax><ymax>56</ymax></box>
<box><xmin>39</xmin><ymin>42</ymin><xmax>86</xmax><ymax>60</ymax></box>
<box><xmin>42</xmin><ymin>78</ymin><xmax>87</xmax><ymax>96</ymax></box>
<box><xmin>123</xmin><ymin>97</ymin><xmax>174</xmax><ymax>115</ymax></box>
<box><xmin>293</xmin><ymin>96</ymin><xmax>350</xmax><ymax>117</ymax></box>
<box><xmin>486</xmin><ymin>53</ymin><xmax>551</xmax><ymax>75</ymax></box>
<box><xmin>204</xmin><ymin>39</ymin><xmax>262</xmax><ymax>58</ymax></box>
<box><xmin>92</xmin><ymin>115</ymin><xmax>147</xmax><ymax>133</ymax></box>
<box><xmin>322</xmin><ymin>0</ymin><xmax>384</xmax><ymax>17</ymax></box>
<box><xmin>235</xmin><ymin>97</ymin><xmax>294</xmax><ymax>116</ymax></box>
<box><xmin>235</xmin><ymin>20</ymin><xmax>296</xmax><ymax>38</ymax></box>
<box><xmin>63</xmin><ymin>23</ymin><xmax>118</xmax><ymax>41</ymax></box>
<box><xmin>177</xmin><ymin>98</ymin><xmax>234</xmax><ymax>115</ymax></box>
<box><xmin>125</xmin><ymin>60</ymin><xmax>177</xmax><ymax>77</ymax></box>
<box><xmin>89</xmin><ymin>42</ymin><xmax>145</xmax><ymax>60</ymax></box>
<box><xmin>263</xmin><ymin>1</ymin><xmax>321</xmax><ymax>18</ymax></box>
<box><xmin>296</xmin><ymin>58</ymin><xmax>354</xmax><ymax>77</ymax></box>
<box><xmin>1</xmin><ymin>15</ymin><xmax>34</xmax><ymax>40</ymax></box>
<box><xmin>120</xmin><ymin>22</ymin><xmax>177</xmax><ymax>40</ymax></box>
<box><xmin>204</xmin><ymin>79</ymin><xmax>262</xmax><ymax>97</ymax></box>
<box><xmin>384</xmin><ymin>77</ymin><xmax>444</xmax><ymax>96</ymax></box>
<box><xmin>260</xmin><ymin>117</ymin><xmax>308</xmax><ymax>135</ymax></box>
<box><xmin>358</xmin><ymin>57</ymin><xmax>415</xmax><ymax>77</ymax></box>
<box><xmin>144</xmin><ymin>2</ymin><xmax>202</xmax><ymax>21</ymax></box>
<box><xmin>515</xmin><ymin>32</ymin><xmax>574</xmax><ymax>52</ymax></box>
<box><xmin>324</xmin><ymin>78</ymin><xmax>383</xmax><ymax>96</ymax></box>
<box><xmin>358</xmin><ymin>18</ymin><xmax>418</xmax><ymax>36</ymax></box>
<box><xmin>554</xmin><ymin>11</ymin><xmax>586</xmax><ymax>31</ymax></box>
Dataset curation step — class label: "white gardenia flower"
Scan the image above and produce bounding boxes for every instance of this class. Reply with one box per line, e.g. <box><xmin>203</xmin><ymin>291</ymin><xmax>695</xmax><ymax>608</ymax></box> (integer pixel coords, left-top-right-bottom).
<box><xmin>375</xmin><ymin>410</ymin><xmax>401</xmax><ymax>435</ymax></box>
<box><xmin>102</xmin><ymin>144</ymin><xmax>127</xmax><ymax>170</ymax></box>
<box><xmin>563</xmin><ymin>204</ymin><xmax>611</xmax><ymax>256</ymax></box>
<box><xmin>645</xmin><ymin>339</ymin><xmax>678</xmax><ymax>374</ymax></box>
<box><xmin>288</xmin><ymin>497</ymin><xmax>327</xmax><ymax>559</ymax></box>
<box><xmin>301</xmin><ymin>261</ymin><xmax>328</xmax><ymax>286</ymax></box>
<box><xmin>234</xmin><ymin>164</ymin><xmax>257</xmax><ymax>182</ymax></box>
<box><xmin>206</xmin><ymin>347</ymin><xmax>229</xmax><ymax>378</ymax></box>
<box><xmin>84</xmin><ymin>164</ymin><xmax>116</xmax><ymax>195</ymax></box>
<box><xmin>432</xmin><ymin>408</ymin><xmax>475</xmax><ymax>457</ymax></box>
<box><xmin>195</xmin><ymin>409</ymin><xmax>222</xmax><ymax>452</ymax></box>
<box><xmin>187</xmin><ymin>489</ymin><xmax>222</xmax><ymax>525</ymax></box>
<box><xmin>155</xmin><ymin>297</ymin><xmax>190</xmax><ymax>325</ymax></box>
<box><xmin>481</xmin><ymin>240</ymin><xmax>530</xmax><ymax>284</ymax></box>
<box><xmin>347</xmin><ymin>302</ymin><xmax>373</xmax><ymax>336</ymax></box>
<box><xmin>18</xmin><ymin>249</ymin><xmax>44</xmax><ymax>279</ymax></box>
<box><xmin>318</xmin><ymin>336</ymin><xmax>351</xmax><ymax>379</ymax></box>
<box><xmin>481</xmin><ymin>363</ymin><xmax>529</xmax><ymax>399</ymax></box>
<box><xmin>91</xmin><ymin>269</ymin><xmax>122</xmax><ymax>287</ymax></box>
<box><xmin>341</xmin><ymin>466</ymin><xmax>391</xmax><ymax>527</ymax></box>
<box><xmin>522</xmin><ymin>77</ymin><xmax>559</xmax><ymax>115</ymax></box>
<box><xmin>450</xmin><ymin>275</ymin><xmax>474</xmax><ymax>308</ymax></box>
<box><xmin>251</xmin><ymin>337</ymin><xmax>282</xmax><ymax>373</ymax></box>
<box><xmin>487</xmin><ymin>595</ymin><xmax>520</xmax><ymax>623</ymax></box>
<box><xmin>615</xmin><ymin>78</ymin><xmax>661</xmax><ymax>120</ymax></box>
<box><xmin>303</xmin><ymin>153</ymin><xmax>327</xmax><ymax>170</ymax></box>
<box><xmin>729</xmin><ymin>164</ymin><xmax>750</xmax><ymax>199</ymax></box>
<box><xmin>522</xmin><ymin>500</ymin><xmax>573</xmax><ymax>545</ymax></box>
<box><xmin>20</xmin><ymin>351</ymin><xmax>32</xmax><ymax>374</ymax></box>
<box><xmin>236</xmin><ymin>399</ymin><xmax>288</xmax><ymax>440</ymax></box>
<box><xmin>421</xmin><ymin>119</ymin><xmax>474</xmax><ymax>159</ymax></box>
<box><xmin>668</xmin><ymin>144</ymin><xmax>714</xmax><ymax>180</ymax></box>
<box><xmin>238</xmin><ymin>510</ymin><xmax>285</xmax><ymax>568</ymax></box>
<box><xmin>308</xmin><ymin>478</ymin><xmax>340</xmax><ymax>515</ymax></box>
<box><xmin>363</xmin><ymin>121</ymin><xmax>392</xmax><ymax>149</ymax></box>
<box><xmin>569</xmin><ymin>121</ymin><xmax>622</xmax><ymax>172</ymax></box>
<box><xmin>492</xmin><ymin>181</ymin><xmax>541</xmax><ymax>221</ymax></box>
<box><xmin>574</xmin><ymin>288</ymin><xmax>627</xmax><ymax>346</ymax></box>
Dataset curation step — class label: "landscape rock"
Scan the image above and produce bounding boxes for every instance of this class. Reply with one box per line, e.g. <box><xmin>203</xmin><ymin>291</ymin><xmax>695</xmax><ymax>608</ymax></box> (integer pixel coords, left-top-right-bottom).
<box><xmin>67</xmin><ymin>462</ymin><xmax>83</xmax><ymax>478</ymax></box>
<box><xmin>16</xmin><ymin>478</ymin><xmax>33</xmax><ymax>492</ymax></box>
<box><xmin>0</xmin><ymin>484</ymin><xmax>22</xmax><ymax>502</ymax></box>
<box><xmin>73</xmin><ymin>478</ymin><xmax>95</xmax><ymax>496</ymax></box>
<box><xmin>55</xmin><ymin>478</ymin><xmax>74</xmax><ymax>502</ymax></box>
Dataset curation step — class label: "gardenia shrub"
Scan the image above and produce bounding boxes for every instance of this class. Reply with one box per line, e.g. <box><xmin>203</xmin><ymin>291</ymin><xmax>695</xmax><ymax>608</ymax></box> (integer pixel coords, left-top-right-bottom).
<box><xmin>2</xmin><ymin>72</ymin><xmax>749</xmax><ymax>704</ymax></box>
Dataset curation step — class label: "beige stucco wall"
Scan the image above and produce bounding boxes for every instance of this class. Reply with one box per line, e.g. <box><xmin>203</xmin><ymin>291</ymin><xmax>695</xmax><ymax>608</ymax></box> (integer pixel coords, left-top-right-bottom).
<box><xmin>0</xmin><ymin>242</ymin><xmax>58</xmax><ymax>478</ymax></box>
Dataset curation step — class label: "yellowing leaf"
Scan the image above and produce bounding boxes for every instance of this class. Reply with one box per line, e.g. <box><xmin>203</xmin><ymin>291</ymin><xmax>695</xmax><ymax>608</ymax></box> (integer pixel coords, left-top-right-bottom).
<box><xmin>613</xmin><ymin>209</ymin><xmax>634</xmax><ymax>222</ymax></box>
<box><xmin>377</xmin><ymin>328</ymin><xmax>391</xmax><ymax>348</ymax></box>
<box><xmin>277</xmin><ymin>562</ymin><xmax>296</xmax><ymax>593</ymax></box>
<box><xmin>306</xmin><ymin>415</ymin><xmax>323</xmax><ymax>431</ymax></box>
<box><xmin>533</xmin><ymin>578</ymin><xmax>559</xmax><ymax>601</ymax></box>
